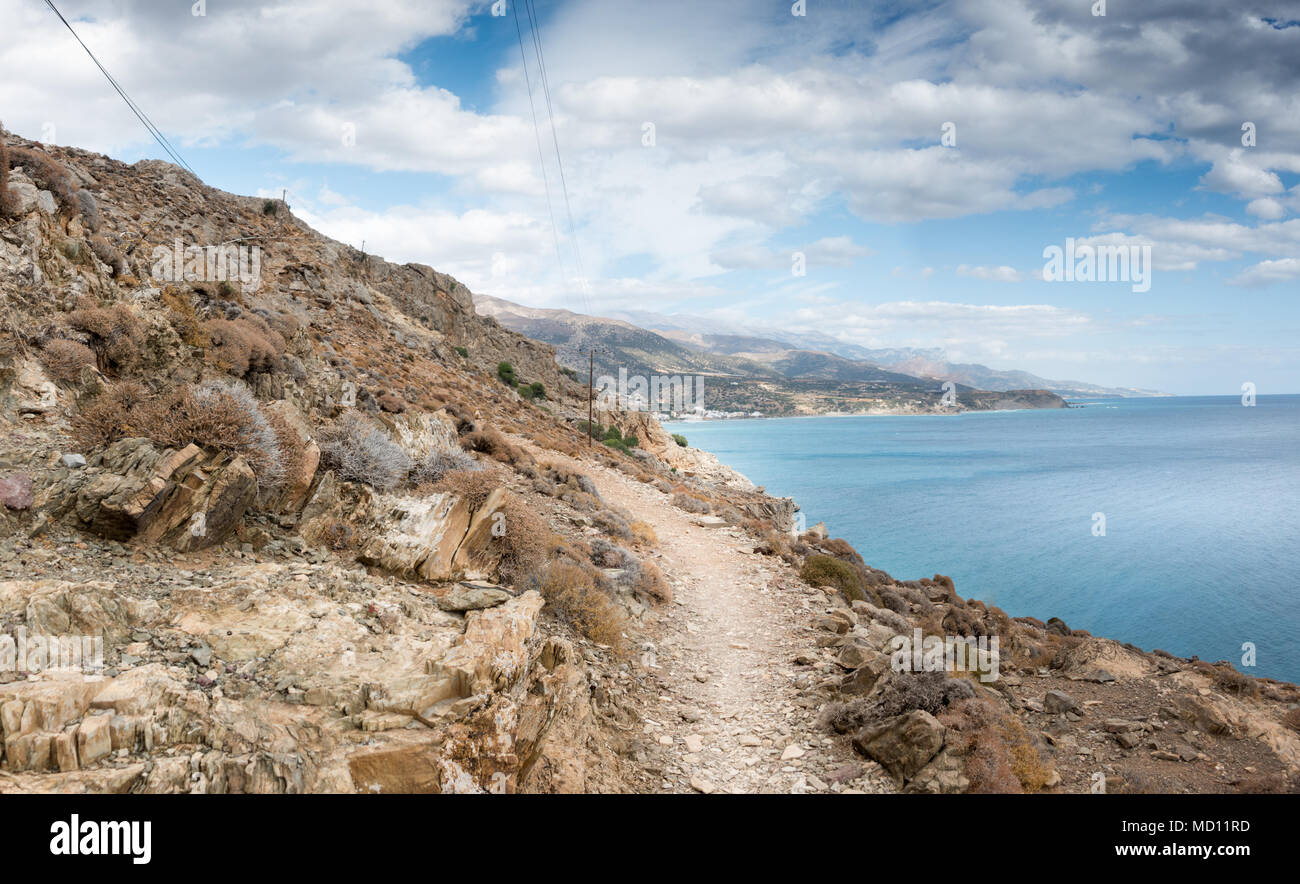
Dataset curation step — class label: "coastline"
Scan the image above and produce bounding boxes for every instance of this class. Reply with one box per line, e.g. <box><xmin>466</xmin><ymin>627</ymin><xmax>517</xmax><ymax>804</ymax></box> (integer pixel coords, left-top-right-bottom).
<box><xmin>661</xmin><ymin>412</ymin><xmax>1299</xmax><ymax>692</ymax></box>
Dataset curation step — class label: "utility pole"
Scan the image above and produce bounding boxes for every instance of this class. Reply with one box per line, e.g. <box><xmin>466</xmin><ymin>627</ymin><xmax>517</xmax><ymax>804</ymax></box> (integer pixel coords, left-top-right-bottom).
<box><xmin>588</xmin><ymin>349</ymin><xmax>594</xmax><ymax>446</ymax></box>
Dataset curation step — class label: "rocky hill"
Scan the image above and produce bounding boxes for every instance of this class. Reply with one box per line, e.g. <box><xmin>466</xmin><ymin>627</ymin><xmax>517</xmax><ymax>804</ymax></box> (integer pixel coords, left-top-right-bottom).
<box><xmin>0</xmin><ymin>130</ymin><xmax>1294</xmax><ymax>795</ymax></box>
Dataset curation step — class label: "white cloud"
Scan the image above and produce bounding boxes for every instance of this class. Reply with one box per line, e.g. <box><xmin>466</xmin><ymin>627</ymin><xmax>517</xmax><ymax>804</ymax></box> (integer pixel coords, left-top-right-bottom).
<box><xmin>957</xmin><ymin>265</ymin><xmax>1025</xmax><ymax>283</ymax></box>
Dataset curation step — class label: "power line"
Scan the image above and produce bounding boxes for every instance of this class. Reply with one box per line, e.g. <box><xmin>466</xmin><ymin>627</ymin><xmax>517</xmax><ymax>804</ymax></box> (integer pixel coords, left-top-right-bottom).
<box><xmin>41</xmin><ymin>0</ymin><xmax>198</xmax><ymax>178</ymax></box>
<box><xmin>511</xmin><ymin>0</ymin><xmax>567</xmax><ymax>285</ymax></box>
<box><xmin>524</xmin><ymin>0</ymin><xmax>586</xmax><ymax>289</ymax></box>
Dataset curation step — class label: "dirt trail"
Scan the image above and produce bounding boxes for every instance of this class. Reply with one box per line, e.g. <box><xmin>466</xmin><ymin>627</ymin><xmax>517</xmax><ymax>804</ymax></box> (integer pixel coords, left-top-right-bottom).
<box><xmin>538</xmin><ymin>449</ymin><xmax>892</xmax><ymax>794</ymax></box>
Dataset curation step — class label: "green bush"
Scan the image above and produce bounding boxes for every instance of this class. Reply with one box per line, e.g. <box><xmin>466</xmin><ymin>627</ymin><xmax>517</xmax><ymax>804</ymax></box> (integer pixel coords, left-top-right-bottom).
<box><xmin>799</xmin><ymin>554</ymin><xmax>867</xmax><ymax>601</ymax></box>
<box><xmin>497</xmin><ymin>362</ymin><xmax>516</xmax><ymax>385</ymax></box>
<box><xmin>529</xmin><ymin>381</ymin><xmax>546</xmax><ymax>400</ymax></box>
<box><xmin>672</xmin><ymin>433</ymin><xmax>688</xmax><ymax>447</ymax></box>
<box><xmin>454</xmin><ymin>345</ymin><xmax>468</xmax><ymax>358</ymax></box>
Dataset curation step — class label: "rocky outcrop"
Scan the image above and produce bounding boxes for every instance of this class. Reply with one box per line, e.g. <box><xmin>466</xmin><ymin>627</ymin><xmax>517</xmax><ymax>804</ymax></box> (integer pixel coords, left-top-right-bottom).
<box><xmin>42</xmin><ymin>437</ymin><xmax>256</xmax><ymax>550</ymax></box>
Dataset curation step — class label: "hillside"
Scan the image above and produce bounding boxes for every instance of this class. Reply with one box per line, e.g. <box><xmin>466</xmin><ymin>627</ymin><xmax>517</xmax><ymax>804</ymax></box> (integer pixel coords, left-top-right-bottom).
<box><xmin>0</xmin><ymin>131</ymin><xmax>1294</xmax><ymax>796</ymax></box>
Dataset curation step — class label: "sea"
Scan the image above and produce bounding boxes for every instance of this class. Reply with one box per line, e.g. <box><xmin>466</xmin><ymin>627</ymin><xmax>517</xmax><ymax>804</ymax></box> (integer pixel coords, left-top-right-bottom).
<box><xmin>665</xmin><ymin>395</ymin><xmax>1300</xmax><ymax>683</ymax></box>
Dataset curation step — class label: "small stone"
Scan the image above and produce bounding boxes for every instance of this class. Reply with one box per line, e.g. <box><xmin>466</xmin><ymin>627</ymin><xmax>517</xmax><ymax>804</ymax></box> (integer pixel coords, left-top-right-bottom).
<box><xmin>683</xmin><ymin>735</ymin><xmax>704</xmax><ymax>753</ymax></box>
<box><xmin>61</xmin><ymin>453</ymin><xmax>87</xmax><ymax>469</ymax></box>
<box><xmin>689</xmin><ymin>776</ymin><xmax>716</xmax><ymax>794</ymax></box>
<box><xmin>781</xmin><ymin>744</ymin><xmax>805</xmax><ymax>761</ymax></box>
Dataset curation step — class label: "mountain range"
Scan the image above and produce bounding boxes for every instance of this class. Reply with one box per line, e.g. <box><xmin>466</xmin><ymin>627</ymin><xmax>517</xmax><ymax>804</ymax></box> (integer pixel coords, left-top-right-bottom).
<box><xmin>473</xmin><ymin>295</ymin><xmax>1164</xmax><ymax>413</ymax></box>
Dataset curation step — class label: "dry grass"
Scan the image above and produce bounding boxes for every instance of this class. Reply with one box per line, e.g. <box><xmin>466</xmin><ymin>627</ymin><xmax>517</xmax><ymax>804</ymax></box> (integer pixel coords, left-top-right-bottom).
<box><xmin>203</xmin><ymin>316</ymin><xmax>284</xmax><ymax>376</ymax></box>
<box><xmin>460</xmin><ymin>426</ymin><xmax>525</xmax><ymax>465</ymax></box>
<box><xmin>161</xmin><ymin>286</ymin><xmax>207</xmax><ymax>348</ymax></box>
<box><xmin>628</xmin><ymin>519</ymin><xmax>658</xmax><ymax>547</ymax></box>
<box><xmin>529</xmin><ymin>560</ymin><xmax>627</xmax><ymax>652</ymax></box>
<box><xmin>40</xmin><ymin>338</ymin><xmax>96</xmax><ymax>383</ymax></box>
<box><xmin>66</xmin><ymin>298</ymin><xmax>143</xmax><ymax>374</ymax></box>
<box><xmin>146</xmin><ymin>380</ymin><xmax>286</xmax><ymax>491</ymax></box>
<box><xmin>69</xmin><ymin>381</ymin><xmax>152</xmax><ymax>450</ymax></box>
<box><xmin>940</xmin><ymin>697</ymin><xmax>1050</xmax><ymax>793</ymax></box>
<box><xmin>436</xmin><ymin>468</ymin><xmax>499</xmax><ymax>512</ymax></box>
<box><xmin>493</xmin><ymin>495</ymin><xmax>550</xmax><ymax>586</ymax></box>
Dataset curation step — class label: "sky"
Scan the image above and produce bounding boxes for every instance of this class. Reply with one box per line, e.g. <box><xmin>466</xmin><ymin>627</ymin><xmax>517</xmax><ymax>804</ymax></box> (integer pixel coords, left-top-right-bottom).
<box><xmin>2</xmin><ymin>0</ymin><xmax>1299</xmax><ymax>395</ymax></box>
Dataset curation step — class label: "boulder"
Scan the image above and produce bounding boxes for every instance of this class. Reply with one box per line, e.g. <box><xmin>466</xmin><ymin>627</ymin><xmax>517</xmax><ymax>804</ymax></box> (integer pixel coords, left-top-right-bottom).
<box><xmin>853</xmin><ymin>710</ymin><xmax>945</xmax><ymax>781</ymax></box>
<box><xmin>1043</xmin><ymin>689</ymin><xmax>1078</xmax><ymax>714</ymax></box>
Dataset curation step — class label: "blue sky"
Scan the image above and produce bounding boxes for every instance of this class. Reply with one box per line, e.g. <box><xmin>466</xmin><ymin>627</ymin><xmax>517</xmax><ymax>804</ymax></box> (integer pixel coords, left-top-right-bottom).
<box><xmin>3</xmin><ymin>0</ymin><xmax>1299</xmax><ymax>394</ymax></box>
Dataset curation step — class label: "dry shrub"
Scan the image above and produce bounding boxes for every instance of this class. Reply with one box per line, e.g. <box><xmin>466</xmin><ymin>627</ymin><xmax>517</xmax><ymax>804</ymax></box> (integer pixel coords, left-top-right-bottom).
<box><xmin>69</xmin><ymin>381</ymin><xmax>152</xmax><ymax>450</ymax></box>
<box><xmin>204</xmin><ymin>316</ymin><xmax>284</xmax><ymax>376</ymax></box>
<box><xmin>493</xmin><ymin>495</ymin><xmax>550</xmax><ymax>585</ymax></box>
<box><xmin>592</xmin><ymin>507</ymin><xmax>632</xmax><ymax>540</ymax></box>
<box><xmin>1283</xmin><ymin>708</ymin><xmax>1300</xmax><ymax>734</ymax></box>
<box><xmin>436</xmin><ymin>468</ymin><xmax>498</xmax><ymax>511</ymax></box>
<box><xmin>67</xmin><ymin>298</ymin><xmax>143</xmax><ymax>373</ymax></box>
<box><xmin>161</xmin><ymin>287</ymin><xmax>207</xmax><ymax>348</ymax></box>
<box><xmin>799</xmin><ymin>554</ymin><xmax>866</xmax><ymax>601</ymax></box>
<box><xmin>89</xmin><ymin>234</ymin><xmax>126</xmax><ymax>276</ymax></box>
<box><xmin>147</xmin><ymin>380</ymin><xmax>285</xmax><ymax>491</ymax></box>
<box><xmin>264</xmin><ymin>408</ymin><xmax>306</xmax><ymax>488</ymax></box>
<box><xmin>671</xmin><ymin>491</ymin><xmax>711</xmax><ymax>514</ymax></box>
<box><xmin>529</xmin><ymin>560</ymin><xmax>627</xmax><ymax>651</ymax></box>
<box><xmin>460</xmin><ymin>426</ymin><xmax>523</xmax><ymax>464</ymax></box>
<box><xmin>410</xmin><ymin>448</ymin><xmax>480</xmax><ymax>485</ymax></box>
<box><xmin>7</xmin><ymin>146</ymin><xmax>78</xmax><ymax>217</ymax></box>
<box><xmin>629</xmin><ymin>519</ymin><xmax>658</xmax><ymax>547</ymax></box>
<box><xmin>940</xmin><ymin>697</ymin><xmax>1049</xmax><ymax>793</ymax></box>
<box><xmin>633</xmin><ymin>558</ymin><xmax>672</xmax><ymax>604</ymax></box>
<box><xmin>1212</xmin><ymin>665</ymin><xmax>1259</xmax><ymax>698</ymax></box>
<box><xmin>317</xmin><ymin>412</ymin><xmax>411</xmax><ymax>491</ymax></box>
<box><xmin>40</xmin><ymin>338</ymin><xmax>95</xmax><ymax>383</ymax></box>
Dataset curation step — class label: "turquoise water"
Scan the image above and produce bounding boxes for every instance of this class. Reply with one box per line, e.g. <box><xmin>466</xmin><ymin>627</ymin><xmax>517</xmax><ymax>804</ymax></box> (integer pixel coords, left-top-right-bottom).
<box><xmin>665</xmin><ymin>396</ymin><xmax>1300</xmax><ymax>683</ymax></box>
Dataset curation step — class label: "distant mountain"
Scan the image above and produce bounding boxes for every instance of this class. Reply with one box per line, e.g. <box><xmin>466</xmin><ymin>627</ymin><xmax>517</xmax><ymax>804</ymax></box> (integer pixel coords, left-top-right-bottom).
<box><xmin>605</xmin><ymin>309</ymin><xmax>1167</xmax><ymax>399</ymax></box>
<box><xmin>474</xmin><ymin>295</ymin><xmax>1068</xmax><ymax>415</ymax></box>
